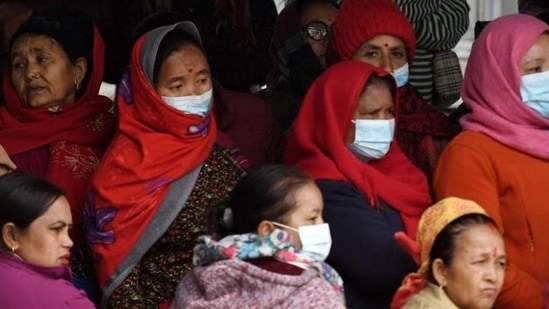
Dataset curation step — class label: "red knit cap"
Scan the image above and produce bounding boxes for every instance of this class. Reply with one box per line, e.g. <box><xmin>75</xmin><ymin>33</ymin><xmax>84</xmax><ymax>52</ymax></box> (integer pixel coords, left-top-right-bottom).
<box><xmin>330</xmin><ymin>0</ymin><xmax>416</xmax><ymax>63</ymax></box>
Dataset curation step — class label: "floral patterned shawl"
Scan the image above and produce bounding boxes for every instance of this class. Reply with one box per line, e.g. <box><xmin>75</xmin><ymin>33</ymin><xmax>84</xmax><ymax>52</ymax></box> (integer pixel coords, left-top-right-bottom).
<box><xmin>193</xmin><ymin>229</ymin><xmax>344</xmax><ymax>299</ymax></box>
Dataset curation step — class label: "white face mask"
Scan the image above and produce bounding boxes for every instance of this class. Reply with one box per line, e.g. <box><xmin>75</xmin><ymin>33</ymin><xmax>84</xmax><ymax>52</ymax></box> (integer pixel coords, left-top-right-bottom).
<box><xmin>391</xmin><ymin>63</ymin><xmax>409</xmax><ymax>88</ymax></box>
<box><xmin>161</xmin><ymin>88</ymin><xmax>213</xmax><ymax>116</ymax></box>
<box><xmin>347</xmin><ymin>118</ymin><xmax>395</xmax><ymax>160</ymax></box>
<box><xmin>520</xmin><ymin>70</ymin><xmax>549</xmax><ymax>118</ymax></box>
<box><xmin>272</xmin><ymin>222</ymin><xmax>332</xmax><ymax>261</ymax></box>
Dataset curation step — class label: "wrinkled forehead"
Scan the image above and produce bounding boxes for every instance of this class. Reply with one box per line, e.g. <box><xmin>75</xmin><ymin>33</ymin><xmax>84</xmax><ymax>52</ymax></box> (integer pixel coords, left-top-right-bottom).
<box><xmin>10</xmin><ymin>33</ymin><xmax>61</xmax><ymax>56</ymax></box>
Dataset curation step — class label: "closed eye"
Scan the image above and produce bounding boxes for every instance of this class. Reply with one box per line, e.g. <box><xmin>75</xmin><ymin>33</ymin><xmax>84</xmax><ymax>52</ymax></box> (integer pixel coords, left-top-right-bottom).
<box><xmin>51</xmin><ymin>226</ymin><xmax>64</xmax><ymax>233</ymax></box>
<box><xmin>496</xmin><ymin>258</ymin><xmax>507</xmax><ymax>268</ymax></box>
<box><xmin>50</xmin><ymin>223</ymin><xmax>71</xmax><ymax>233</ymax></box>
<box><xmin>528</xmin><ymin>67</ymin><xmax>542</xmax><ymax>73</ymax></box>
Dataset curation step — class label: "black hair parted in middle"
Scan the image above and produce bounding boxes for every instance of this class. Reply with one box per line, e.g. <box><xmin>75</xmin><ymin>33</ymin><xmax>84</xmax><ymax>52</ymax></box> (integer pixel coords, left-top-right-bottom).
<box><xmin>153</xmin><ymin>28</ymin><xmax>205</xmax><ymax>85</ymax></box>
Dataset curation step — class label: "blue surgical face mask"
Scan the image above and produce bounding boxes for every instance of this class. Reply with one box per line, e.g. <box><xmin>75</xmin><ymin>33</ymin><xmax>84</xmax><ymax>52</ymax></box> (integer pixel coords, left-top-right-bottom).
<box><xmin>161</xmin><ymin>88</ymin><xmax>213</xmax><ymax>116</ymax></box>
<box><xmin>391</xmin><ymin>63</ymin><xmax>409</xmax><ymax>88</ymax></box>
<box><xmin>347</xmin><ymin>118</ymin><xmax>395</xmax><ymax>160</ymax></box>
<box><xmin>520</xmin><ymin>70</ymin><xmax>549</xmax><ymax>118</ymax></box>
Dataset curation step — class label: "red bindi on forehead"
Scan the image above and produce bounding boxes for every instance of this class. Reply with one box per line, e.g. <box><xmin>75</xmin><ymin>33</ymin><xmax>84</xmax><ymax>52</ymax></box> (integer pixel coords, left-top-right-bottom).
<box><xmin>492</xmin><ymin>246</ymin><xmax>498</xmax><ymax>257</ymax></box>
<box><xmin>188</xmin><ymin>68</ymin><xmax>193</xmax><ymax>73</ymax></box>
<box><xmin>384</xmin><ymin>43</ymin><xmax>389</xmax><ymax>47</ymax></box>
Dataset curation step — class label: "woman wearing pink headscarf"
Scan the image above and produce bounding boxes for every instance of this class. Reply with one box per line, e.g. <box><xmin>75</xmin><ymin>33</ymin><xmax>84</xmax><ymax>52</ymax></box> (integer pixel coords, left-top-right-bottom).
<box><xmin>434</xmin><ymin>14</ymin><xmax>549</xmax><ymax>309</ymax></box>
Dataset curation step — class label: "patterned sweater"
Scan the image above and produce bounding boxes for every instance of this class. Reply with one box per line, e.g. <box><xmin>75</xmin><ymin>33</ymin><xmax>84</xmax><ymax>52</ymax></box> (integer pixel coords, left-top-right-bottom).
<box><xmin>171</xmin><ymin>259</ymin><xmax>345</xmax><ymax>309</ymax></box>
<box><xmin>106</xmin><ymin>146</ymin><xmax>245</xmax><ymax>308</ymax></box>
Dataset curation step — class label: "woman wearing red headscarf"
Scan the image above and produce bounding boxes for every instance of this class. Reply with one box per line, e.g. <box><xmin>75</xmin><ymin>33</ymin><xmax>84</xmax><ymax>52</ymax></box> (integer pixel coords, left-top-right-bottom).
<box><xmin>0</xmin><ymin>9</ymin><xmax>116</xmax><ymax>304</ymax></box>
<box><xmin>284</xmin><ymin>61</ymin><xmax>432</xmax><ymax>309</ymax></box>
<box><xmin>88</xmin><ymin>21</ymin><xmax>246</xmax><ymax>308</ymax></box>
<box><xmin>328</xmin><ymin>0</ymin><xmax>457</xmax><ymax>185</ymax></box>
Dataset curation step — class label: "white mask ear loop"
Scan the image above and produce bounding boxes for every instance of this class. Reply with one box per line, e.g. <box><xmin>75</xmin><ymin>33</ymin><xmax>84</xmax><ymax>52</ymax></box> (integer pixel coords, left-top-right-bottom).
<box><xmin>271</xmin><ymin>221</ymin><xmax>298</xmax><ymax>232</ymax></box>
<box><xmin>272</xmin><ymin>221</ymin><xmax>332</xmax><ymax>260</ymax></box>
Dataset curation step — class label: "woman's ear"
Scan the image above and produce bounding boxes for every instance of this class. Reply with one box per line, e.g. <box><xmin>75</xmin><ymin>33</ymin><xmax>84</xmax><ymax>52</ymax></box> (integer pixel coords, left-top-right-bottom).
<box><xmin>73</xmin><ymin>57</ymin><xmax>88</xmax><ymax>89</ymax></box>
<box><xmin>257</xmin><ymin>220</ymin><xmax>275</xmax><ymax>238</ymax></box>
<box><xmin>2</xmin><ymin>223</ymin><xmax>18</xmax><ymax>251</ymax></box>
<box><xmin>432</xmin><ymin>258</ymin><xmax>448</xmax><ymax>287</ymax></box>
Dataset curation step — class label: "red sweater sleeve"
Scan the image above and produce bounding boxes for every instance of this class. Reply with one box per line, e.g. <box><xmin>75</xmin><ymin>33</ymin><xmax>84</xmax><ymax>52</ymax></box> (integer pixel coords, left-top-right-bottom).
<box><xmin>433</xmin><ymin>134</ymin><xmax>544</xmax><ymax>309</ymax></box>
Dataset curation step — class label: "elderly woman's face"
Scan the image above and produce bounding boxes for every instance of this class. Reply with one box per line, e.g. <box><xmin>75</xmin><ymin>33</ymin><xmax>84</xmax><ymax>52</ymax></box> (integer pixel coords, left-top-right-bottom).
<box><xmin>299</xmin><ymin>3</ymin><xmax>338</xmax><ymax>68</ymax></box>
<box><xmin>346</xmin><ymin>80</ymin><xmax>394</xmax><ymax>143</ymax></box>
<box><xmin>10</xmin><ymin>34</ymin><xmax>86</xmax><ymax>108</ymax></box>
<box><xmin>154</xmin><ymin>44</ymin><xmax>212</xmax><ymax>97</ymax></box>
<box><xmin>351</xmin><ymin>34</ymin><xmax>407</xmax><ymax>73</ymax></box>
<box><xmin>436</xmin><ymin>224</ymin><xmax>506</xmax><ymax>309</ymax></box>
<box><xmin>9</xmin><ymin>196</ymin><xmax>73</xmax><ymax>267</ymax></box>
<box><xmin>518</xmin><ymin>33</ymin><xmax>549</xmax><ymax>76</ymax></box>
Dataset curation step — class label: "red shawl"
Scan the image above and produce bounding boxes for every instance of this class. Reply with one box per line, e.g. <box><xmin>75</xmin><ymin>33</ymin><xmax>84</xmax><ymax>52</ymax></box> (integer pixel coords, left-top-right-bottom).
<box><xmin>0</xmin><ymin>27</ymin><xmax>115</xmax><ymax>244</ymax></box>
<box><xmin>284</xmin><ymin>61</ymin><xmax>431</xmax><ymax>238</ymax></box>
<box><xmin>90</xmin><ymin>36</ymin><xmax>216</xmax><ymax>287</ymax></box>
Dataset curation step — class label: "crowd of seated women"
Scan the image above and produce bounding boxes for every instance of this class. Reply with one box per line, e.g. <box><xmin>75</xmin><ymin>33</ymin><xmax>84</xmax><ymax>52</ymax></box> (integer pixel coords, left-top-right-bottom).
<box><xmin>1</xmin><ymin>0</ymin><xmax>549</xmax><ymax>308</ymax></box>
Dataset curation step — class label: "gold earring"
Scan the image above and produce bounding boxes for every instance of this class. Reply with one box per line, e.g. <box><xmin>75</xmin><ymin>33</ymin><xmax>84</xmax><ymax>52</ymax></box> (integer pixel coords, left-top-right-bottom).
<box><xmin>75</xmin><ymin>75</ymin><xmax>82</xmax><ymax>90</ymax></box>
<box><xmin>11</xmin><ymin>246</ymin><xmax>15</xmax><ymax>255</ymax></box>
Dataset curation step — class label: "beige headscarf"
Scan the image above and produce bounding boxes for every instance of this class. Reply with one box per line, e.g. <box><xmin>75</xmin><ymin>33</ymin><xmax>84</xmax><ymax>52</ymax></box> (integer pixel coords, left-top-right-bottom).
<box><xmin>390</xmin><ymin>197</ymin><xmax>487</xmax><ymax>308</ymax></box>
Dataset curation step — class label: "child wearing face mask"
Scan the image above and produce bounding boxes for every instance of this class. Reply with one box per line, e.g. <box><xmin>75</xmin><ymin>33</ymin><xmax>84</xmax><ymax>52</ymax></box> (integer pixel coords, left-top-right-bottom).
<box><xmin>169</xmin><ymin>164</ymin><xmax>345</xmax><ymax>309</ymax></box>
